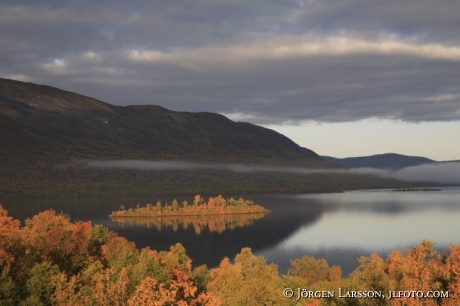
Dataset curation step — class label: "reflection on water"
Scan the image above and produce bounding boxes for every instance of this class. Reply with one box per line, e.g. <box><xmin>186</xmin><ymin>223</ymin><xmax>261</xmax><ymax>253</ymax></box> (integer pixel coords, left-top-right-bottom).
<box><xmin>253</xmin><ymin>187</ymin><xmax>460</xmax><ymax>275</ymax></box>
<box><xmin>1</xmin><ymin>186</ymin><xmax>459</xmax><ymax>276</ymax></box>
<box><xmin>110</xmin><ymin>213</ymin><xmax>268</xmax><ymax>234</ymax></box>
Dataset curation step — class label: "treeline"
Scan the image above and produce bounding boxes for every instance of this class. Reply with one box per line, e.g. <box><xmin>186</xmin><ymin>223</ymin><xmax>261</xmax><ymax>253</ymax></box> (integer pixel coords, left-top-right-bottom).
<box><xmin>0</xmin><ymin>161</ymin><xmax>418</xmax><ymax>196</ymax></box>
<box><xmin>110</xmin><ymin>195</ymin><xmax>268</xmax><ymax>217</ymax></box>
<box><xmin>1</xmin><ymin>205</ymin><xmax>459</xmax><ymax>305</ymax></box>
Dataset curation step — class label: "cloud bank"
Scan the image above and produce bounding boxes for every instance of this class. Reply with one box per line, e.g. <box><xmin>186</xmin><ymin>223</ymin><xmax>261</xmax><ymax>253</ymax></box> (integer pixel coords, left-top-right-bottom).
<box><xmin>76</xmin><ymin>160</ymin><xmax>460</xmax><ymax>184</ymax></box>
<box><xmin>1</xmin><ymin>0</ymin><xmax>460</xmax><ymax>124</ymax></box>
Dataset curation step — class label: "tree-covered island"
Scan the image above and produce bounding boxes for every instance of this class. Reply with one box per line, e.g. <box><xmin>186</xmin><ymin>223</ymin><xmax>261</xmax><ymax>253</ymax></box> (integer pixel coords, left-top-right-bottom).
<box><xmin>110</xmin><ymin>195</ymin><xmax>269</xmax><ymax>218</ymax></box>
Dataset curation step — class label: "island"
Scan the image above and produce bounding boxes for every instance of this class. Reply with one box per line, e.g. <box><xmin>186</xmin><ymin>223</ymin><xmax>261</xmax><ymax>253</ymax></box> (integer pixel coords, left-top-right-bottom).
<box><xmin>110</xmin><ymin>195</ymin><xmax>270</xmax><ymax>217</ymax></box>
<box><xmin>392</xmin><ymin>188</ymin><xmax>441</xmax><ymax>192</ymax></box>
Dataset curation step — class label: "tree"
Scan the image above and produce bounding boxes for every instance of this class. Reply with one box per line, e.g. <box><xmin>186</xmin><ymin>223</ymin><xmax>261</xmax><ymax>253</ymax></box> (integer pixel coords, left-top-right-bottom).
<box><xmin>0</xmin><ymin>205</ymin><xmax>21</xmax><ymax>269</ymax></box>
<box><xmin>68</xmin><ymin>221</ymin><xmax>92</xmax><ymax>272</ymax></box>
<box><xmin>215</xmin><ymin>195</ymin><xmax>226</xmax><ymax>208</ymax></box>
<box><xmin>341</xmin><ymin>254</ymin><xmax>389</xmax><ymax>306</ymax></box>
<box><xmin>387</xmin><ymin>240</ymin><xmax>444</xmax><ymax>306</ymax></box>
<box><xmin>288</xmin><ymin>255</ymin><xmax>342</xmax><ymax>286</ymax></box>
<box><xmin>207</xmin><ymin>197</ymin><xmax>216</xmax><ymax>208</ymax></box>
<box><xmin>172</xmin><ymin>199</ymin><xmax>179</xmax><ymax>211</ymax></box>
<box><xmin>25</xmin><ymin>262</ymin><xmax>60</xmax><ymax>306</ymax></box>
<box><xmin>0</xmin><ymin>269</ymin><xmax>19</xmax><ymax>306</ymax></box>
<box><xmin>193</xmin><ymin>195</ymin><xmax>203</xmax><ymax>207</ymax></box>
<box><xmin>91</xmin><ymin>267</ymin><xmax>130</xmax><ymax>306</ymax></box>
<box><xmin>51</xmin><ymin>273</ymin><xmax>92</xmax><ymax>306</ymax></box>
<box><xmin>88</xmin><ymin>224</ymin><xmax>110</xmax><ymax>258</ymax></box>
<box><xmin>156</xmin><ymin>201</ymin><xmax>162</xmax><ymax>212</ymax></box>
<box><xmin>21</xmin><ymin>210</ymin><xmax>72</xmax><ymax>262</ymax></box>
<box><xmin>128</xmin><ymin>270</ymin><xmax>221</xmax><ymax>306</ymax></box>
<box><xmin>208</xmin><ymin>248</ymin><xmax>285</xmax><ymax>305</ymax></box>
<box><xmin>444</xmin><ymin>244</ymin><xmax>460</xmax><ymax>305</ymax></box>
<box><xmin>192</xmin><ymin>264</ymin><xmax>211</xmax><ymax>295</ymax></box>
<box><xmin>102</xmin><ymin>235</ymin><xmax>139</xmax><ymax>272</ymax></box>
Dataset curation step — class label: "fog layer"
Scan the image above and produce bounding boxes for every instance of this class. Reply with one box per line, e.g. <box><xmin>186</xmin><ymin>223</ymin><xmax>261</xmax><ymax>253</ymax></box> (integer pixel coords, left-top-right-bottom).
<box><xmin>75</xmin><ymin>160</ymin><xmax>460</xmax><ymax>184</ymax></box>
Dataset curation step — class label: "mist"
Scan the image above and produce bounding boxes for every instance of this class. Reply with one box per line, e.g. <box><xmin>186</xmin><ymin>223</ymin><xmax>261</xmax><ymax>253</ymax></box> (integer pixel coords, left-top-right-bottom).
<box><xmin>75</xmin><ymin>160</ymin><xmax>460</xmax><ymax>185</ymax></box>
<box><xmin>391</xmin><ymin>162</ymin><xmax>460</xmax><ymax>184</ymax></box>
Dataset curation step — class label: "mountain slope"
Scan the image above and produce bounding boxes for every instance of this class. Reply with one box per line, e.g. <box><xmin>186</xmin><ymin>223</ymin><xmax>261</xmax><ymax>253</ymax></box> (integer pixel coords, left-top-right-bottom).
<box><xmin>321</xmin><ymin>153</ymin><xmax>436</xmax><ymax>170</ymax></box>
<box><xmin>0</xmin><ymin>79</ymin><xmax>418</xmax><ymax>196</ymax></box>
<box><xmin>0</xmin><ymin>78</ymin><xmax>329</xmax><ymax>167</ymax></box>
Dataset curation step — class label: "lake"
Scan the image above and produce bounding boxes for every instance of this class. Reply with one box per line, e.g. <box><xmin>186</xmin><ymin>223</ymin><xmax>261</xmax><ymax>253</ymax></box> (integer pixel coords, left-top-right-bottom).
<box><xmin>1</xmin><ymin>186</ymin><xmax>459</xmax><ymax>276</ymax></box>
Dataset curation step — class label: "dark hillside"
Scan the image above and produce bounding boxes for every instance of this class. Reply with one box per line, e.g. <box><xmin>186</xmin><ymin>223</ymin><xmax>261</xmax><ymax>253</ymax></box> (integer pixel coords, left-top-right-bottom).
<box><xmin>0</xmin><ymin>79</ymin><xmax>417</xmax><ymax>195</ymax></box>
<box><xmin>0</xmin><ymin>78</ymin><xmax>326</xmax><ymax>167</ymax></box>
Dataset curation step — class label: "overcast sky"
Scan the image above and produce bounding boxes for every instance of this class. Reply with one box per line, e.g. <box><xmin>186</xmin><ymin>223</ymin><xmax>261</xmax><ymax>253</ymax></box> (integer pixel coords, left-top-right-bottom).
<box><xmin>2</xmin><ymin>0</ymin><xmax>460</xmax><ymax>160</ymax></box>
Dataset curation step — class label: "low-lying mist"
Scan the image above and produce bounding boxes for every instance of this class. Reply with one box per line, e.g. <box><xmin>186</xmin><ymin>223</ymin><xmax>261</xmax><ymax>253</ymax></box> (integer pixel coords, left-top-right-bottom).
<box><xmin>74</xmin><ymin>160</ymin><xmax>460</xmax><ymax>184</ymax></box>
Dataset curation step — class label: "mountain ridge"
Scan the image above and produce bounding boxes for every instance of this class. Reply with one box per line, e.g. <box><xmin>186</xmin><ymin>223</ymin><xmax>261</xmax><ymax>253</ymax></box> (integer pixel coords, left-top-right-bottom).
<box><xmin>0</xmin><ymin>78</ymin><xmax>421</xmax><ymax>196</ymax></box>
<box><xmin>0</xmin><ymin>78</ymin><xmax>331</xmax><ymax>167</ymax></box>
<box><xmin>321</xmin><ymin>153</ymin><xmax>436</xmax><ymax>170</ymax></box>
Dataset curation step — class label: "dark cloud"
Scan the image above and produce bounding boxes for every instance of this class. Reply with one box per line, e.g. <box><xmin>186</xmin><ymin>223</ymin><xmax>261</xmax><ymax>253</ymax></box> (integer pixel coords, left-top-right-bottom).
<box><xmin>1</xmin><ymin>0</ymin><xmax>460</xmax><ymax>124</ymax></box>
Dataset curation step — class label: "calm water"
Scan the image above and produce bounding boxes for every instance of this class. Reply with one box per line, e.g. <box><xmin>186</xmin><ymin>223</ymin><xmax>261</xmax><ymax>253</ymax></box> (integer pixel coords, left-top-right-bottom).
<box><xmin>1</xmin><ymin>186</ymin><xmax>459</xmax><ymax>275</ymax></box>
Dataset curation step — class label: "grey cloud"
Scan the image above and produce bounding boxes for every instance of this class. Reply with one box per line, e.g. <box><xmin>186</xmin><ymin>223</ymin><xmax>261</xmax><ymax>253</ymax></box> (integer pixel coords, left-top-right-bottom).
<box><xmin>288</xmin><ymin>0</ymin><xmax>460</xmax><ymax>43</ymax></box>
<box><xmin>1</xmin><ymin>1</ymin><xmax>460</xmax><ymax>124</ymax></box>
<box><xmin>75</xmin><ymin>160</ymin><xmax>460</xmax><ymax>184</ymax></box>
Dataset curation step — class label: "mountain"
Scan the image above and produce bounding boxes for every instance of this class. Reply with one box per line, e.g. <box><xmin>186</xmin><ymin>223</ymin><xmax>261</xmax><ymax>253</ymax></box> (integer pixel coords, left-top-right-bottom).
<box><xmin>0</xmin><ymin>79</ymin><xmax>415</xmax><ymax>196</ymax></box>
<box><xmin>321</xmin><ymin>153</ymin><xmax>436</xmax><ymax>170</ymax></box>
<box><xmin>0</xmin><ymin>78</ymin><xmax>329</xmax><ymax>167</ymax></box>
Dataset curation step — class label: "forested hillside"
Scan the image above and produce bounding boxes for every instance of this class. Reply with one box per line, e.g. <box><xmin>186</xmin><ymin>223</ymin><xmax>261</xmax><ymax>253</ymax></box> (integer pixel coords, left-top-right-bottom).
<box><xmin>0</xmin><ymin>78</ymin><xmax>327</xmax><ymax>166</ymax></box>
<box><xmin>0</xmin><ymin>79</ymin><xmax>416</xmax><ymax>195</ymax></box>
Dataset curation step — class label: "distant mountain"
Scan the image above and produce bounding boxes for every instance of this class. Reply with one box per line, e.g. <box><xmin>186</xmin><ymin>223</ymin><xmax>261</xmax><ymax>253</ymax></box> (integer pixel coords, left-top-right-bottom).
<box><xmin>321</xmin><ymin>153</ymin><xmax>436</xmax><ymax>170</ymax></box>
<box><xmin>439</xmin><ymin>159</ymin><xmax>460</xmax><ymax>163</ymax></box>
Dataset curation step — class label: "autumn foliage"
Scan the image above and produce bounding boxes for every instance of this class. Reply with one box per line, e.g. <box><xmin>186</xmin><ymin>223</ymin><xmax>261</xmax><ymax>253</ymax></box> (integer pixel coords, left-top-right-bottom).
<box><xmin>1</xmin><ymin>204</ymin><xmax>460</xmax><ymax>305</ymax></box>
<box><xmin>110</xmin><ymin>195</ymin><xmax>269</xmax><ymax>218</ymax></box>
<box><xmin>0</xmin><ymin>205</ymin><xmax>219</xmax><ymax>305</ymax></box>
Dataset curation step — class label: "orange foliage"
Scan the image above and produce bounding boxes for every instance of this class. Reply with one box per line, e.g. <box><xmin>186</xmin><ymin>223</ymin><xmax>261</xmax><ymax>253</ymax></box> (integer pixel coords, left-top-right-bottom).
<box><xmin>110</xmin><ymin>195</ymin><xmax>268</xmax><ymax>218</ymax></box>
<box><xmin>207</xmin><ymin>197</ymin><xmax>216</xmax><ymax>208</ymax></box>
<box><xmin>0</xmin><ymin>205</ymin><xmax>21</xmax><ymax>268</ymax></box>
<box><xmin>289</xmin><ymin>255</ymin><xmax>342</xmax><ymax>286</ymax></box>
<box><xmin>69</xmin><ymin>221</ymin><xmax>92</xmax><ymax>268</ymax></box>
<box><xmin>128</xmin><ymin>270</ymin><xmax>221</xmax><ymax>306</ymax></box>
<box><xmin>91</xmin><ymin>267</ymin><xmax>130</xmax><ymax>306</ymax></box>
<box><xmin>444</xmin><ymin>245</ymin><xmax>460</xmax><ymax>305</ymax></box>
<box><xmin>20</xmin><ymin>209</ymin><xmax>93</xmax><ymax>271</ymax></box>
<box><xmin>101</xmin><ymin>235</ymin><xmax>139</xmax><ymax>271</ymax></box>
<box><xmin>22</xmin><ymin>210</ymin><xmax>73</xmax><ymax>257</ymax></box>
<box><xmin>51</xmin><ymin>273</ymin><xmax>92</xmax><ymax>305</ymax></box>
<box><xmin>387</xmin><ymin>240</ymin><xmax>448</xmax><ymax>306</ymax></box>
<box><xmin>305</xmin><ymin>300</ymin><xmax>321</xmax><ymax>306</ymax></box>
<box><xmin>208</xmin><ymin>248</ymin><xmax>285</xmax><ymax>305</ymax></box>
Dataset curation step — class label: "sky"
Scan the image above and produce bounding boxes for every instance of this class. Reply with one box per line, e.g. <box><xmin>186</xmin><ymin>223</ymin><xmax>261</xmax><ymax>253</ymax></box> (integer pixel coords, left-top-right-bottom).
<box><xmin>1</xmin><ymin>0</ymin><xmax>460</xmax><ymax>161</ymax></box>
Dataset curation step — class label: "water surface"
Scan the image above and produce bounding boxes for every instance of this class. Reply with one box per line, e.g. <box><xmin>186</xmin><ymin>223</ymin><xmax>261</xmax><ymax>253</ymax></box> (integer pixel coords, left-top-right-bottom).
<box><xmin>1</xmin><ymin>187</ymin><xmax>459</xmax><ymax>275</ymax></box>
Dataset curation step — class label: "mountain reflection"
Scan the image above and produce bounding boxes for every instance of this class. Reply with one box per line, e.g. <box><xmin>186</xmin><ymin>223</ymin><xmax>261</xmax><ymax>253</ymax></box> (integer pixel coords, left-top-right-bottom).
<box><xmin>110</xmin><ymin>213</ymin><xmax>268</xmax><ymax>234</ymax></box>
